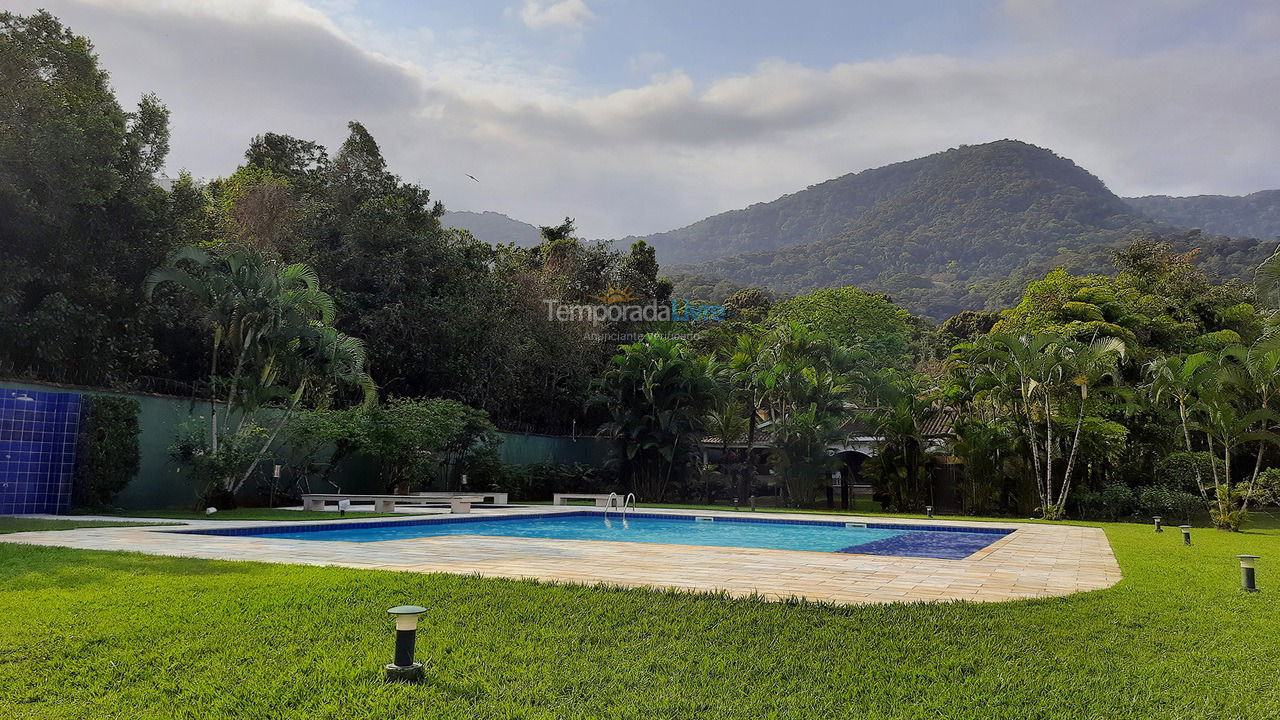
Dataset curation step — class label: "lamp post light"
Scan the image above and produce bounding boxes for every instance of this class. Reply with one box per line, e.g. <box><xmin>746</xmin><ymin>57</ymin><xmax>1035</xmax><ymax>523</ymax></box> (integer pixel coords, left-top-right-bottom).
<box><xmin>338</xmin><ymin>498</ymin><xmax>351</xmax><ymax>517</ymax></box>
<box><xmin>1238</xmin><ymin>555</ymin><xmax>1260</xmax><ymax>592</ymax></box>
<box><xmin>384</xmin><ymin>605</ymin><xmax>427</xmax><ymax>683</ymax></box>
<box><xmin>1179</xmin><ymin>525</ymin><xmax>1192</xmax><ymax>546</ymax></box>
<box><xmin>1153</xmin><ymin>516</ymin><xmax>1162</xmax><ymax>533</ymax></box>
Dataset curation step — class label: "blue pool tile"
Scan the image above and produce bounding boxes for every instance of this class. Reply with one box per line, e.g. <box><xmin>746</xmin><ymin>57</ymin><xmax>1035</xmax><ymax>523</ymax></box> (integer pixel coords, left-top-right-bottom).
<box><xmin>837</xmin><ymin>530</ymin><xmax>1006</xmax><ymax>560</ymax></box>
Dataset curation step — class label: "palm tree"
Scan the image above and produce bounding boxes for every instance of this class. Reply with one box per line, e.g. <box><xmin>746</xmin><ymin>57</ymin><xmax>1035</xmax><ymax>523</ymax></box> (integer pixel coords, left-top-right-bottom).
<box><xmin>966</xmin><ymin>334</ymin><xmax>1060</xmax><ymax>516</ymax></box>
<box><xmin>1144</xmin><ymin>352</ymin><xmax>1220</xmax><ymax>500</ymax></box>
<box><xmin>1216</xmin><ymin>337</ymin><xmax>1280</xmax><ymax>525</ymax></box>
<box><xmin>965</xmin><ymin>333</ymin><xmax>1123</xmax><ymax>519</ymax></box>
<box><xmin>1253</xmin><ymin>249</ymin><xmax>1280</xmax><ymax>308</ymax></box>
<box><xmin>147</xmin><ymin>246</ymin><xmax>374</xmax><ymax>496</ymax></box>
<box><xmin>726</xmin><ymin>331</ymin><xmax>772</xmax><ymax>503</ymax></box>
<box><xmin>1053</xmin><ymin>336</ymin><xmax>1127</xmax><ymax>515</ymax></box>
<box><xmin>950</xmin><ymin>417</ymin><xmax>1010</xmax><ymax>514</ymax></box>
<box><xmin>759</xmin><ymin>323</ymin><xmax>857</xmax><ymax>506</ymax></box>
<box><xmin>703</xmin><ymin>398</ymin><xmax>748</xmax><ymax>503</ymax></box>
<box><xmin>861</xmin><ymin>370</ymin><xmax>943</xmax><ymax>511</ymax></box>
<box><xmin>598</xmin><ymin>335</ymin><xmax>718</xmax><ymax>502</ymax></box>
<box><xmin>770</xmin><ymin>402</ymin><xmax>845</xmax><ymax>506</ymax></box>
<box><xmin>1194</xmin><ymin>398</ymin><xmax>1279</xmax><ymax>530</ymax></box>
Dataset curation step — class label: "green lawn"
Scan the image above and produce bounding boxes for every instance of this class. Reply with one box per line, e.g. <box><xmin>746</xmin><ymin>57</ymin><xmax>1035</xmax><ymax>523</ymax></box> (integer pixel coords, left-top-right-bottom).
<box><xmin>0</xmin><ymin>517</ymin><xmax>176</xmax><ymax>534</ymax></box>
<box><xmin>1</xmin><ymin>519</ymin><xmax>1277</xmax><ymax>718</ymax></box>
<box><xmin>82</xmin><ymin>508</ymin><xmax>400</xmax><ymax>522</ymax></box>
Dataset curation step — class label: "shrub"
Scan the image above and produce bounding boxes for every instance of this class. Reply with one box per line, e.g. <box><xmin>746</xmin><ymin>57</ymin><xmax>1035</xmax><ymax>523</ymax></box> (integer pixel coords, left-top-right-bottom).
<box><xmin>1075</xmin><ymin>483</ymin><xmax>1136</xmax><ymax>520</ymax></box>
<box><xmin>73</xmin><ymin>395</ymin><xmax>141</xmax><ymax>508</ymax></box>
<box><xmin>170</xmin><ymin>419</ymin><xmax>270</xmax><ymax>509</ymax></box>
<box><xmin>362</xmin><ymin>397</ymin><xmax>501</xmax><ymax>492</ymax></box>
<box><xmin>1137</xmin><ymin>484</ymin><xmax>1202</xmax><ymax>524</ymax></box>
<box><xmin>1156</xmin><ymin>452</ymin><xmax>1216</xmax><ymax>493</ymax></box>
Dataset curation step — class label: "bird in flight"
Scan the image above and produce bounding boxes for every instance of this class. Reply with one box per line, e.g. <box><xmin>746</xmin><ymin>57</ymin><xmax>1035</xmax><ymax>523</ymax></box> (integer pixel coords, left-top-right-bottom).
<box><xmin>465</xmin><ymin>173</ymin><xmax>479</xmax><ymax>183</ymax></box>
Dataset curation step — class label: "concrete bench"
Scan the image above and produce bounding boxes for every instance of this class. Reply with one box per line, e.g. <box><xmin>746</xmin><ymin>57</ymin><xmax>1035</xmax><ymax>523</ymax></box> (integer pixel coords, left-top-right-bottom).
<box><xmin>301</xmin><ymin>494</ymin><xmax>486</xmax><ymax>514</ymax></box>
<box><xmin>552</xmin><ymin>493</ymin><xmax>617</xmax><ymax>507</ymax></box>
<box><xmin>411</xmin><ymin>491</ymin><xmax>508</xmax><ymax>506</ymax></box>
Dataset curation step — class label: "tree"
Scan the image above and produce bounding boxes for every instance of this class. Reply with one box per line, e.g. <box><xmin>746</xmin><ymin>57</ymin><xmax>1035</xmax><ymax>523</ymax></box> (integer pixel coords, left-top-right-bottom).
<box><xmin>0</xmin><ymin>11</ymin><xmax>192</xmax><ymax>384</ymax></box>
<box><xmin>960</xmin><ymin>333</ymin><xmax>1124</xmax><ymax>519</ymax></box>
<box><xmin>950</xmin><ymin>417</ymin><xmax>1010</xmax><ymax>514</ymax></box>
<box><xmin>148</xmin><ymin>247</ymin><xmax>374</xmax><ymax>503</ymax></box>
<box><xmin>1194</xmin><ymin>398</ymin><xmax>1278</xmax><ymax>531</ymax></box>
<box><xmin>702</xmin><ymin>398</ymin><xmax>747</xmax><ymax>503</ymax></box>
<box><xmin>766</xmin><ymin>287</ymin><xmax>915</xmax><ymax>370</ymax></box>
<box><xmin>1145</xmin><ymin>352</ymin><xmax>1220</xmax><ymax>500</ymax></box>
<box><xmin>861</xmin><ymin>371</ymin><xmax>944</xmax><ymax>511</ymax></box>
<box><xmin>363</xmin><ymin>397</ymin><xmax>501</xmax><ymax>492</ymax></box>
<box><xmin>597</xmin><ymin>336</ymin><xmax>718</xmax><ymax>502</ymax></box>
<box><xmin>758</xmin><ymin>323</ymin><xmax>857</xmax><ymax>506</ymax></box>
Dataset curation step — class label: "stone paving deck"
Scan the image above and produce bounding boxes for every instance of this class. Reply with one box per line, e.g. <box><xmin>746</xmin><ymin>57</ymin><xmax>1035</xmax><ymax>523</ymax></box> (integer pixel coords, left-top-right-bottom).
<box><xmin>0</xmin><ymin>507</ymin><xmax>1121</xmax><ymax>605</ymax></box>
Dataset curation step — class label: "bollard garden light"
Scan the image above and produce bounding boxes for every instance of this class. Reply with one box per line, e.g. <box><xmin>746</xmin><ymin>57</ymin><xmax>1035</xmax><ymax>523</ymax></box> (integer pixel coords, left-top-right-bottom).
<box><xmin>926</xmin><ymin>505</ymin><xmax>934</xmax><ymax>519</ymax></box>
<box><xmin>338</xmin><ymin>498</ymin><xmax>351</xmax><ymax>517</ymax></box>
<box><xmin>384</xmin><ymin>605</ymin><xmax>427</xmax><ymax>683</ymax></box>
<box><xmin>1179</xmin><ymin>525</ymin><xmax>1192</xmax><ymax>545</ymax></box>
<box><xmin>1153</xmin><ymin>516</ymin><xmax>1162</xmax><ymax>533</ymax></box>
<box><xmin>1238</xmin><ymin>555</ymin><xmax>1260</xmax><ymax>592</ymax></box>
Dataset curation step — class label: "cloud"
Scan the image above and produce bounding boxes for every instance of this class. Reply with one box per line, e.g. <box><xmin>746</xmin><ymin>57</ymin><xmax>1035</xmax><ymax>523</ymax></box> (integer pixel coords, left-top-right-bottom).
<box><xmin>512</xmin><ymin>0</ymin><xmax>595</xmax><ymax>31</ymax></box>
<box><xmin>11</xmin><ymin>0</ymin><xmax>1280</xmax><ymax>240</ymax></box>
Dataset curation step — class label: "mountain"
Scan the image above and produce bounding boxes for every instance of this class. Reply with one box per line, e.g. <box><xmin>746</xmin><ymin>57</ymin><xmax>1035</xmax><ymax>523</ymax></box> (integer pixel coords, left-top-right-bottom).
<box><xmin>1124</xmin><ymin>191</ymin><xmax>1280</xmax><ymax>241</ymax></box>
<box><xmin>442</xmin><ymin>210</ymin><xmax>542</xmax><ymax>247</ymax></box>
<box><xmin>654</xmin><ymin>141</ymin><xmax>1274</xmax><ymax>320</ymax></box>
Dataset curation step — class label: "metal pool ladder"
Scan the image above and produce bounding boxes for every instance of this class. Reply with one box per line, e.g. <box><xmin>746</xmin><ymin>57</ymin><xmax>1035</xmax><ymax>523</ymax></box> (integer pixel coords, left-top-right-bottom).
<box><xmin>601</xmin><ymin>492</ymin><xmax>636</xmax><ymax>527</ymax></box>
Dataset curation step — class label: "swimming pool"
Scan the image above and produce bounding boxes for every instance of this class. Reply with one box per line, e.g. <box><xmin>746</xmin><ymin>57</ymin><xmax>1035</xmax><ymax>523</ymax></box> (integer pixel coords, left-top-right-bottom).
<box><xmin>181</xmin><ymin>512</ymin><xmax>1012</xmax><ymax>559</ymax></box>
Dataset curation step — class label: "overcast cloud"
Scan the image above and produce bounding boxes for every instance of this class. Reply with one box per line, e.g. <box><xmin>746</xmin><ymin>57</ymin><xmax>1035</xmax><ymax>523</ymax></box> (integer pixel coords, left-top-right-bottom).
<box><xmin>10</xmin><ymin>0</ymin><xmax>1280</xmax><ymax>238</ymax></box>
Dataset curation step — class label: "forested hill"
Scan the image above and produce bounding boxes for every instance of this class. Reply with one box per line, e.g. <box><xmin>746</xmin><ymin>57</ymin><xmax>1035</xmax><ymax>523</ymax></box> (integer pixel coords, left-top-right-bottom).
<box><xmin>618</xmin><ymin>149</ymin><xmax>927</xmax><ymax>264</ymax></box>
<box><xmin>1124</xmin><ymin>191</ymin><xmax>1280</xmax><ymax>242</ymax></box>
<box><xmin>663</xmin><ymin>140</ymin><xmax>1274</xmax><ymax>320</ymax></box>
<box><xmin>441</xmin><ymin>210</ymin><xmax>542</xmax><ymax>247</ymax></box>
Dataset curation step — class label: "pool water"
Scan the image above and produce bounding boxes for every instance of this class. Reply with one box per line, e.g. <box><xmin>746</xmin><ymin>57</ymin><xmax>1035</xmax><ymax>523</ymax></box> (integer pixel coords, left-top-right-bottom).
<box><xmin>184</xmin><ymin>512</ymin><xmax>1011</xmax><ymax>559</ymax></box>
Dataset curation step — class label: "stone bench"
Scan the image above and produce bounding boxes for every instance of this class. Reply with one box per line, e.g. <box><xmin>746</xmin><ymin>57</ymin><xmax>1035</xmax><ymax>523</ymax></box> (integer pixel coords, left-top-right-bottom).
<box><xmin>552</xmin><ymin>493</ymin><xmax>618</xmax><ymax>507</ymax></box>
<box><xmin>410</xmin><ymin>491</ymin><xmax>508</xmax><ymax>506</ymax></box>
<box><xmin>301</xmin><ymin>494</ymin><xmax>486</xmax><ymax>514</ymax></box>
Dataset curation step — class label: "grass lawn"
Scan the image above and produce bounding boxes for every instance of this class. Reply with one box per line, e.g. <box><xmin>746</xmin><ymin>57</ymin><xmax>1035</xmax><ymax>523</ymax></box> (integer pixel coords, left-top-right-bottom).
<box><xmin>0</xmin><ymin>517</ymin><xmax>176</xmax><ymax>534</ymax></box>
<box><xmin>81</xmin><ymin>508</ymin><xmax>400</xmax><ymax>522</ymax></box>
<box><xmin>1</xmin><ymin>519</ymin><xmax>1277</xmax><ymax>718</ymax></box>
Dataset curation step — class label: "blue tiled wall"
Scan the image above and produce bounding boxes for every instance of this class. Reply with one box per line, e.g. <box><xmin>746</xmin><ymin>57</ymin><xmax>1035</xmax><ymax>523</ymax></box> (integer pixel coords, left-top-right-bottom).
<box><xmin>0</xmin><ymin>387</ymin><xmax>82</xmax><ymax>514</ymax></box>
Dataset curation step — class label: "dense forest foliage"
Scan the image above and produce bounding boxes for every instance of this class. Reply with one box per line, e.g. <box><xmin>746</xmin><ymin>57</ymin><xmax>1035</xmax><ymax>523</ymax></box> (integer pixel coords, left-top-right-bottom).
<box><xmin>657</xmin><ymin>141</ymin><xmax>1275</xmax><ymax>320</ymax></box>
<box><xmin>1125</xmin><ymin>191</ymin><xmax>1280</xmax><ymax>242</ymax></box>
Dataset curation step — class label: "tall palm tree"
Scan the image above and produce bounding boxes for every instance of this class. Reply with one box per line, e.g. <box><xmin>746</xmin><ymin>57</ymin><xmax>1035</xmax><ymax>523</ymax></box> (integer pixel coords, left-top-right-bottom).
<box><xmin>1218</xmin><ymin>337</ymin><xmax>1280</xmax><ymax>522</ymax></box>
<box><xmin>1054</xmin><ymin>336</ymin><xmax>1127</xmax><ymax>514</ymax></box>
<box><xmin>967</xmin><ymin>334</ymin><xmax>1060</xmax><ymax>516</ymax></box>
<box><xmin>726</xmin><ymin>331</ymin><xmax>772</xmax><ymax>503</ymax></box>
<box><xmin>1194</xmin><ymin>398</ymin><xmax>1279</xmax><ymax>530</ymax></box>
<box><xmin>147</xmin><ymin>246</ymin><xmax>373</xmax><ymax>495</ymax></box>
<box><xmin>966</xmin><ymin>333</ymin><xmax>1123</xmax><ymax>519</ymax></box>
<box><xmin>1144</xmin><ymin>352</ymin><xmax>1220</xmax><ymax>500</ymax></box>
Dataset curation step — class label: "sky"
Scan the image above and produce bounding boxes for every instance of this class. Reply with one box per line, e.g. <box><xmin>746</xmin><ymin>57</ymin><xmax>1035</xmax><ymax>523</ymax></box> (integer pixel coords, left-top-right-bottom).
<box><xmin>11</xmin><ymin>0</ymin><xmax>1280</xmax><ymax>238</ymax></box>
